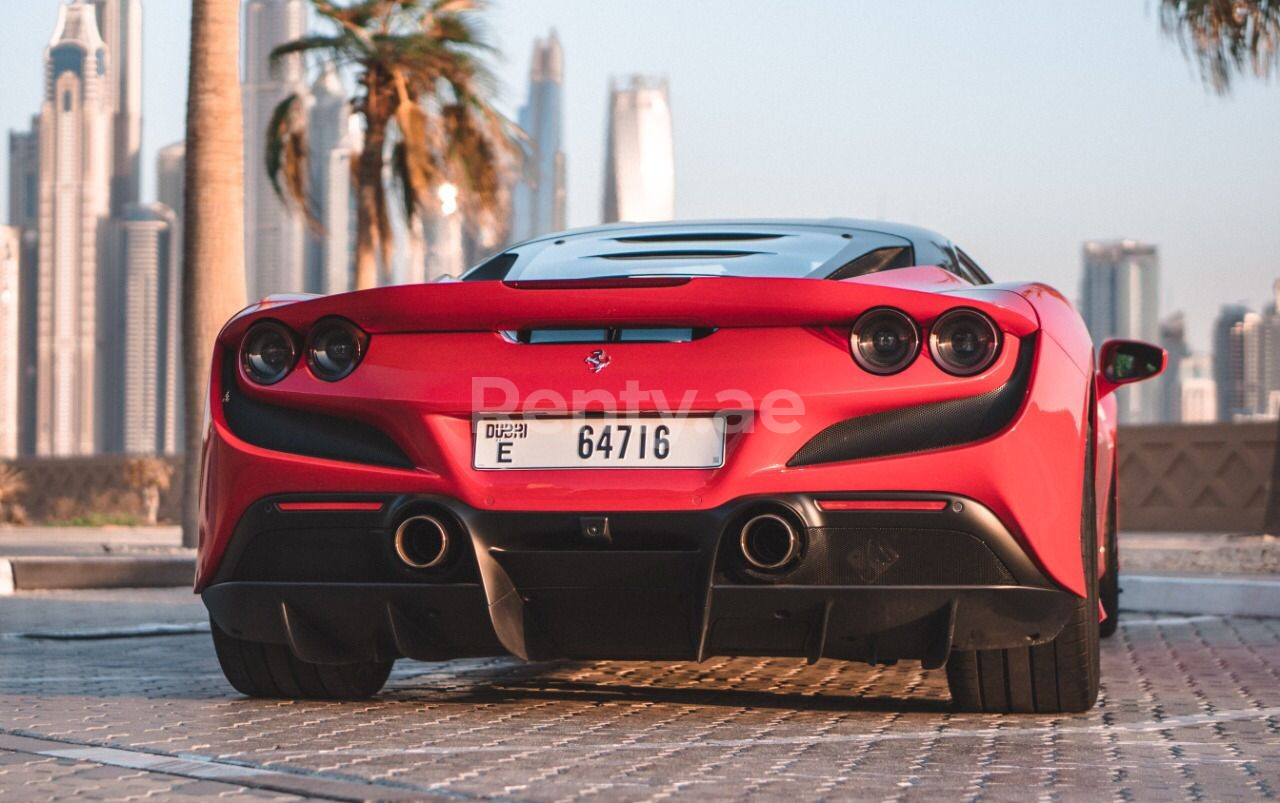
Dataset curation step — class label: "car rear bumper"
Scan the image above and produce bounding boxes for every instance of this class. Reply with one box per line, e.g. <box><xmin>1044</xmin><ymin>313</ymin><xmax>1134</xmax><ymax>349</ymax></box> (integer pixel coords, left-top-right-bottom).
<box><xmin>201</xmin><ymin>492</ymin><xmax>1077</xmax><ymax>667</ymax></box>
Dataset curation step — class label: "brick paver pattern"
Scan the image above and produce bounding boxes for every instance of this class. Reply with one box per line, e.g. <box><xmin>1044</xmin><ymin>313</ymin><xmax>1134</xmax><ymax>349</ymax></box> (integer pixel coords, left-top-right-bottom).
<box><xmin>2</xmin><ymin>610</ymin><xmax>1278</xmax><ymax>801</ymax></box>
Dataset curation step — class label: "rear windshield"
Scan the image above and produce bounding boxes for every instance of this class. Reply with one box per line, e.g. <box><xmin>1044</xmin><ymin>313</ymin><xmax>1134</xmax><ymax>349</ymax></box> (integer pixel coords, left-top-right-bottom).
<box><xmin>464</xmin><ymin>226</ymin><xmax>917</xmax><ymax>282</ymax></box>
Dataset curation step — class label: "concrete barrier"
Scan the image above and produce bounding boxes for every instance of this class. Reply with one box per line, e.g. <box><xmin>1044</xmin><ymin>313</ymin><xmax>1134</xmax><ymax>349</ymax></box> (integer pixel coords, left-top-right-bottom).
<box><xmin>1118</xmin><ymin>421</ymin><xmax>1280</xmax><ymax>533</ymax></box>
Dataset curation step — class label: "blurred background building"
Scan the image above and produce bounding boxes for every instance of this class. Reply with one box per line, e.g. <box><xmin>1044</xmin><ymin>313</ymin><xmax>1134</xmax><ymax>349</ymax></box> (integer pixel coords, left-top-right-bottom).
<box><xmin>242</xmin><ymin>0</ymin><xmax>309</xmax><ymax>300</ymax></box>
<box><xmin>1080</xmin><ymin>240</ymin><xmax>1161</xmax><ymax>424</ymax></box>
<box><xmin>117</xmin><ymin>204</ymin><xmax>180</xmax><ymax>454</ymax></box>
<box><xmin>509</xmin><ymin>31</ymin><xmax>566</xmax><ymax>243</ymax></box>
<box><xmin>94</xmin><ymin>0</ymin><xmax>143</xmax><ymax>217</ymax></box>
<box><xmin>602</xmin><ymin>75</ymin><xmax>674</xmax><ymax>224</ymax></box>
<box><xmin>36</xmin><ymin>1</ymin><xmax>114</xmax><ymax>456</ymax></box>
<box><xmin>304</xmin><ymin>64</ymin><xmax>355</xmax><ymax>295</ymax></box>
<box><xmin>1213</xmin><ymin>286</ymin><xmax>1280</xmax><ymax>422</ymax></box>
<box><xmin>0</xmin><ymin>226</ymin><xmax>19</xmax><ymax>458</ymax></box>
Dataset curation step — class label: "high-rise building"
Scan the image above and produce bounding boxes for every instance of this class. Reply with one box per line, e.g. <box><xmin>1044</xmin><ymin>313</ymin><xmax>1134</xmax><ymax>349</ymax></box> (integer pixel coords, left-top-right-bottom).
<box><xmin>1158</xmin><ymin>312</ymin><xmax>1190</xmax><ymax>423</ymax></box>
<box><xmin>156</xmin><ymin>141</ymin><xmax>185</xmax><ymax>223</ymax></box>
<box><xmin>1212</xmin><ymin>304</ymin><xmax>1269</xmax><ymax>421</ymax></box>
<box><xmin>0</xmin><ymin>227</ymin><xmax>20</xmax><ymax>458</ymax></box>
<box><xmin>242</xmin><ymin>0</ymin><xmax>309</xmax><ymax>299</ymax></box>
<box><xmin>8</xmin><ymin>119</ymin><xmax>40</xmax><ymax>456</ymax></box>
<box><xmin>1262</xmin><ymin>280</ymin><xmax>1280</xmax><ymax>417</ymax></box>
<box><xmin>602</xmin><ymin>75</ymin><xmax>674</xmax><ymax>224</ymax></box>
<box><xmin>91</xmin><ymin>0</ymin><xmax>143</xmax><ymax>215</ymax></box>
<box><xmin>1079</xmin><ymin>240</ymin><xmax>1160</xmax><ymax>424</ymax></box>
<box><xmin>1178</xmin><ymin>355</ymin><xmax>1218</xmax><ymax>423</ymax></box>
<box><xmin>154</xmin><ymin>142</ymin><xmax>185</xmax><ymax>450</ymax></box>
<box><xmin>112</xmin><ymin>204</ymin><xmax>179</xmax><ymax>454</ymax></box>
<box><xmin>35</xmin><ymin>2</ymin><xmax>113</xmax><ymax>455</ymax></box>
<box><xmin>510</xmin><ymin>31</ymin><xmax>565</xmax><ymax>242</ymax></box>
<box><xmin>305</xmin><ymin>65</ymin><xmax>354</xmax><ymax>294</ymax></box>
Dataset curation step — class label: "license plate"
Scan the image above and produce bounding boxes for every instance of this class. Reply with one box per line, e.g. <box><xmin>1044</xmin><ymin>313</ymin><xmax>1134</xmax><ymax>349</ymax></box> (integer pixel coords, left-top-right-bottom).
<box><xmin>473</xmin><ymin>416</ymin><xmax>726</xmax><ymax>470</ymax></box>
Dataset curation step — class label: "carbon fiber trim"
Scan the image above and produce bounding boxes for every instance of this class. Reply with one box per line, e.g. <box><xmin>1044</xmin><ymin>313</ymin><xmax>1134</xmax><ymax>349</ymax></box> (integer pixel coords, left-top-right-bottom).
<box><xmin>787</xmin><ymin>335</ymin><xmax>1037</xmax><ymax>467</ymax></box>
<box><xmin>220</xmin><ymin>357</ymin><xmax>413</xmax><ymax>470</ymax></box>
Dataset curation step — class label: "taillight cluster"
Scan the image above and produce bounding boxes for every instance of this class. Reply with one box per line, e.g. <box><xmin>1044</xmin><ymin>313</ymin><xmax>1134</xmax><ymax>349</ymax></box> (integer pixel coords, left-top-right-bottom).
<box><xmin>849</xmin><ymin>307</ymin><xmax>1001</xmax><ymax>376</ymax></box>
<box><xmin>239</xmin><ymin>318</ymin><xmax>368</xmax><ymax>385</ymax></box>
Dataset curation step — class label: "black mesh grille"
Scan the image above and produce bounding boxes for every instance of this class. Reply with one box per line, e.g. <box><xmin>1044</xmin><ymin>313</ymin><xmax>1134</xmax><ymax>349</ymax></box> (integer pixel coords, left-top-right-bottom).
<box><xmin>721</xmin><ymin>527</ymin><xmax>1016</xmax><ymax>586</ymax></box>
<box><xmin>787</xmin><ymin>335</ymin><xmax>1036</xmax><ymax>467</ymax></box>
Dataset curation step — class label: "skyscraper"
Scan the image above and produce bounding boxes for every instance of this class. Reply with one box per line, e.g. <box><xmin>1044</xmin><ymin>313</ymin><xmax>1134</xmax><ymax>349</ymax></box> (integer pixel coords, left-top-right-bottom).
<box><xmin>602</xmin><ymin>75</ymin><xmax>674</xmax><ymax>224</ymax></box>
<box><xmin>8</xmin><ymin>119</ymin><xmax>39</xmax><ymax>456</ymax></box>
<box><xmin>115</xmin><ymin>204</ymin><xmax>179</xmax><ymax>454</ymax></box>
<box><xmin>0</xmin><ymin>227</ymin><xmax>20</xmax><ymax>458</ymax></box>
<box><xmin>1178</xmin><ymin>355</ymin><xmax>1218</xmax><ymax>423</ymax></box>
<box><xmin>1212</xmin><ymin>304</ymin><xmax>1267</xmax><ymax>421</ymax></box>
<box><xmin>1262</xmin><ymin>280</ymin><xmax>1280</xmax><ymax>417</ymax></box>
<box><xmin>91</xmin><ymin>0</ymin><xmax>143</xmax><ymax>215</ymax></box>
<box><xmin>1158</xmin><ymin>312</ymin><xmax>1190</xmax><ymax>423</ymax></box>
<box><xmin>510</xmin><ymin>32</ymin><xmax>566</xmax><ymax>242</ymax></box>
<box><xmin>155</xmin><ymin>141</ymin><xmax>185</xmax><ymax>223</ymax></box>
<box><xmin>35</xmin><ymin>2</ymin><xmax>113</xmax><ymax>455</ymax></box>
<box><xmin>1079</xmin><ymin>240</ymin><xmax>1160</xmax><ymax>424</ymax></box>
<box><xmin>242</xmin><ymin>0</ymin><xmax>309</xmax><ymax>300</ymax></box>
<box><xmin>305</xmin><ymin>65</ymin><xmax>354</xmax><ymax>294</ymax></box>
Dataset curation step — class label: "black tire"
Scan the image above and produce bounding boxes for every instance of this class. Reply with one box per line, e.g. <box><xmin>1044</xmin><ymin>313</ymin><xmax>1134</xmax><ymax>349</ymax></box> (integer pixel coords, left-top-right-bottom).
<box><xmin>946</xmin><ymin>435</ymin><xmax>1101</xmax><ymax>713</ymax></box>
<box><xmin>1099</xmin><ymin>476</ymin><xmax>1120</xmax><ymax>638</ymax></box>
<box><xmin>210</xmin><ymin>620</ymin><xmax>392</xmax><ymax>700</ymax></box>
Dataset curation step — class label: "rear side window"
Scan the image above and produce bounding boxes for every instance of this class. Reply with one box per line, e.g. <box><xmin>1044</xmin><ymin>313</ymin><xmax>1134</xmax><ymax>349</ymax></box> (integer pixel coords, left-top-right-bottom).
<box><xmin>462</xmin><ymin>253</ymin><xmax>517</xmax><ymax>281</ymax></box>
<box><xmin>954</xmin><ymin>248</ymin><xmax>993</xmax><ymax>284</ymax></box>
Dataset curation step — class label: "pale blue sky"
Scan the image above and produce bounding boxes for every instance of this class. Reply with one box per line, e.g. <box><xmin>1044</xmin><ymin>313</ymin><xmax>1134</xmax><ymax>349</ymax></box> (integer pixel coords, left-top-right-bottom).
<box><xmin>2</xmin><ymin>0</ymin><xmax>1277</xmax><ymax>352</ymax></box>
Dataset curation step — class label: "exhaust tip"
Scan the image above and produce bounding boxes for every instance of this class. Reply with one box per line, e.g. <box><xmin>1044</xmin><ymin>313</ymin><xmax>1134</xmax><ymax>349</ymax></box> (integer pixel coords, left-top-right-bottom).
<box><xmin>739</xmin><ymin>512</ymin><xmax>801</xmax><ymax>571</ymax></box>
<box><xmin>394</xmin><ymin>514</ymin><xmax>451</xmax><ymax>569</ymax></box>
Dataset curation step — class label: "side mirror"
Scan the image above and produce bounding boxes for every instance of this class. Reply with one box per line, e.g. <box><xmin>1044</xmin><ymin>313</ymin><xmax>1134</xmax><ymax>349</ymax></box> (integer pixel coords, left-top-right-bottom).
<box><xmin>1097</xmin><ymin>339</ymin><xmax>1166</xmax><ymax>398</ymax></box>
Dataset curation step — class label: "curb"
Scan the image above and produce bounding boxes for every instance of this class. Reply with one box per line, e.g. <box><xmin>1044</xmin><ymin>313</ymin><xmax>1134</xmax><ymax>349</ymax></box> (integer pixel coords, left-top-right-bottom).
<box><xmin>1121</xmin><ymin>574</ymin><xmax>1280</xmax><ymax>618</ymax></box>
<box><xmin>0</xmin><ymin>556</ymin><xmax>194</xmax><ymax>593</ymax></box>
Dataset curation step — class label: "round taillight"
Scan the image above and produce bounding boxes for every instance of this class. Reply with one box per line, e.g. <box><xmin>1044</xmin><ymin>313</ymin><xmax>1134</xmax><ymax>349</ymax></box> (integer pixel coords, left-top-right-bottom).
<box><xmin>850</xmin><ymin>308</ymin><xmax>920</xmax><ymax>374</ymax></box>
<box><xmin>306</xmin><ymin>318</ymin><xmax>367</xmax><ymax>381</ymax></box>
<box><xmin>929</xmin><ymin>309</ymin><xmax>1001</xmax><ymax>376</ymax></box>
<box><xmin>240</xmin><ymin>321</ymin><xmax>297</xmax><ymax>385</ymax></box>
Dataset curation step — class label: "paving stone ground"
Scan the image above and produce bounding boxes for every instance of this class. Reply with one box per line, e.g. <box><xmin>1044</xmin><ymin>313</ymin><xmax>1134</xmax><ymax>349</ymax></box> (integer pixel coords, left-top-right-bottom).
<box><xmin>1</xmin><ymin>589</ymin><xmax>1278</xmax><ymax>801</ymax></box>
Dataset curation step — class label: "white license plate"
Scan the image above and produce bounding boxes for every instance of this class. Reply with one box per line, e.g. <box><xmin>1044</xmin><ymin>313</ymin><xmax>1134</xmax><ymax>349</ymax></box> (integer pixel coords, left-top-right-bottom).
<box><xmin>473</xmin><ymin>416</ymin><xmax>726</xmax><ymax>470</ymax></box>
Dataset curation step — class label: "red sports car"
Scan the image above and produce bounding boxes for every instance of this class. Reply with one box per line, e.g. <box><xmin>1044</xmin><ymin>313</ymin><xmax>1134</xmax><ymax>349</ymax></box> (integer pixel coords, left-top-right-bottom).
<box><xmin>199</xmin><ymin>219</ymin><xmax>1164</xmax><ymax>712</ymax></box>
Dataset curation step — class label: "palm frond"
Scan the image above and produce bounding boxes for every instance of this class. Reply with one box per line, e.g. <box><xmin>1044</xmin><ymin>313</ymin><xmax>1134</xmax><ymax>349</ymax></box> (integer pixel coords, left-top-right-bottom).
<box><xmin>1160</xmin><ymin>0</ymin><xmax>1280</xmax><ymax>93</ymax></box>
<box><xmin>265</xmin><ymin>93</ymin><xmax>320</xmax><ymax>230</ymax></box>
<box><xmin>269</xmin><ymin>35</ymin><xmax>352</xmax><ymax>63</ymax></box>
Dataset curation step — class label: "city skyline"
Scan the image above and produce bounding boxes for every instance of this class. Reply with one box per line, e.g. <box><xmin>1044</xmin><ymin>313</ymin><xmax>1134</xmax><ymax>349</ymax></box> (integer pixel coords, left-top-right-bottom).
<box><xmin>2</xmin><ymin>2</ymin><xmax>1278</xmax><ymax>353</ymax></box>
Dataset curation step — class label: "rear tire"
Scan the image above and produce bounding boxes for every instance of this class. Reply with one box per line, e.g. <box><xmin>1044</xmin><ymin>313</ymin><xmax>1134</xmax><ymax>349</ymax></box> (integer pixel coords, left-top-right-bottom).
<box><xmin>946</xmin><ymin>436</ymin><xmax>1101</xmax><ymax>713</ymax></box>
<box><xmin>210</xmin><ymin>620</ymin><xmax>392</xmax><ymax>699</ymax></box>
<box><xmin>1099</xmin><ymin>477</ymin><xmax>1120</xmax><ymax>638</ymax></box>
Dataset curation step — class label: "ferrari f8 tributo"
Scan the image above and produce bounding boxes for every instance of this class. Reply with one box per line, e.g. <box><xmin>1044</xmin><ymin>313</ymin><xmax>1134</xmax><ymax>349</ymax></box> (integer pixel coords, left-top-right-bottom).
<box><xmin>199</xmin><ymin>220</ymin><xmax>1165</xmax><ymax>712</ymax></box>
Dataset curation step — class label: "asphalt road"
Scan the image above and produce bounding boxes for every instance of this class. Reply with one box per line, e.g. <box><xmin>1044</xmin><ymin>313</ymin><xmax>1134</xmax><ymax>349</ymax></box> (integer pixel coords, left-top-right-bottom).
<box><xmin>1</xmin><ymin>589</ymin><xmax>1278</xmax><ymax>801</ymax></box>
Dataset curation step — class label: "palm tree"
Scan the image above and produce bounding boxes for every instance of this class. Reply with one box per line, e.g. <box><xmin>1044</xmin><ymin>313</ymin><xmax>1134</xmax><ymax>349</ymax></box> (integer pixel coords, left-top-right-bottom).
<box><xmin>181</xmin><ymin>0</ymin><xmax>248</xmax><ymax>547</ymax></box>
<box><xmin>1160</xmin><ymin>0</ymin><xmax>1280</xmax><ymax>93</ymax></box>
<box><xmin>267</xmin><ymin>0</ymin><xmax>519</xmax><ymax>290</ymax></box>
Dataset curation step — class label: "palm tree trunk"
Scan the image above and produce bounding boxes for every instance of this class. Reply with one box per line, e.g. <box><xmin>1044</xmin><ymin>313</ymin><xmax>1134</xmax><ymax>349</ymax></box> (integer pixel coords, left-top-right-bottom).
<box><xmin>354</xmin><ymin>115</ymin><xmax>387</xmax><ymax>290</ymax></box>
<box><xmin>181</xmin><ymin>0</ymin><xmax>247</xmax><ymax>548</ymax></box>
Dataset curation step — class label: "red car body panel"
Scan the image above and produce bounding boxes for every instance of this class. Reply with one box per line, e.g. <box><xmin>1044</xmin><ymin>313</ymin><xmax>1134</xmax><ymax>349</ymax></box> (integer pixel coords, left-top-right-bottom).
<box><xmin>197</xmin><ymin>267</ymin><xmax>1103</xmax><ymax>601</ymax></box>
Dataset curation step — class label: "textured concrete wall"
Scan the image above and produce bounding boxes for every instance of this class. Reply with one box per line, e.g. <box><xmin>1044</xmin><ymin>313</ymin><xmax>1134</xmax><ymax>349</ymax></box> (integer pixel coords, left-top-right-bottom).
<box><xmin>6</xmin><ymin>455</ymin><xmax>182</xmax><ymax>523</ymax></box>
<box><xmin>1118</xmin><ymin>421</ymin><xmax>1280</xmax><ymax>533</ymax></box>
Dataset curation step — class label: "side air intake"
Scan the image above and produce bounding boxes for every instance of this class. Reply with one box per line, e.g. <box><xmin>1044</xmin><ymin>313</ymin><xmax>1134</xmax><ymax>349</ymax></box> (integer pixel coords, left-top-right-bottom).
<box><xmin>787</xmin><ymin>336</ymin><xmax>1036</xmax><ymax>466</ymax></box>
